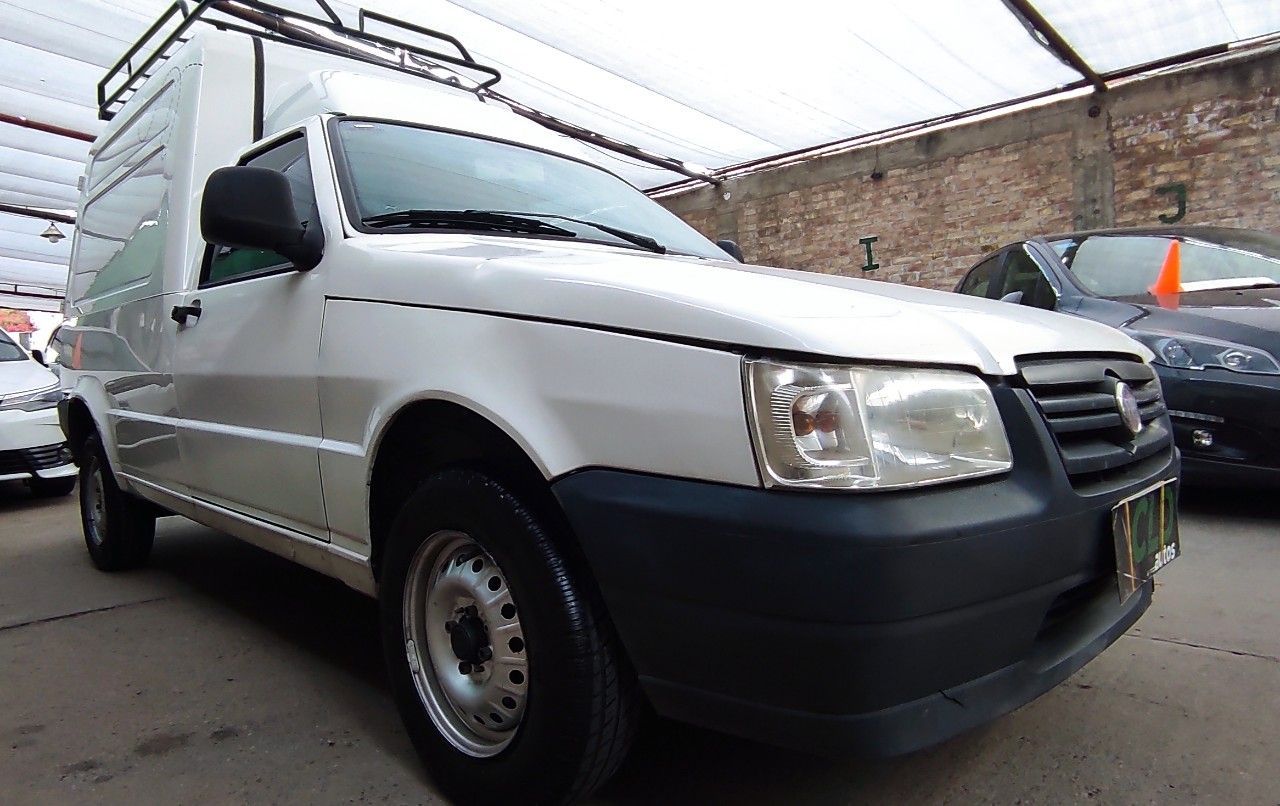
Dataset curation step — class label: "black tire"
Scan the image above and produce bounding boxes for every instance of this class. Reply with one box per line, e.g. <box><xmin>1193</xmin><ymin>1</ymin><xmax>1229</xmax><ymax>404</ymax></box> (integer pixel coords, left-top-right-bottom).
<box><xmin>78</xmin><ymin>432</ymin><xmax>155</xmax><ymax>571</ymax></box>
<box><xmin>29</xmin><ymin>475</ymin><xmax>76</xmax><ymax>497</ymax></box>
<box><xmin>380</xmin><ymin>469</ymin><xmax>638</xmax><ymax>805</ymax></box>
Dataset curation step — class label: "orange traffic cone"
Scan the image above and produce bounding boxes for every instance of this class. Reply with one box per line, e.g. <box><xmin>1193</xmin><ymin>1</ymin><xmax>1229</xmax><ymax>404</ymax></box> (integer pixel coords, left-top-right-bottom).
<box><xmin>1150</xmin><ymin>239</ymin><xmax>1182</xmax><ymax>309</ymax></box>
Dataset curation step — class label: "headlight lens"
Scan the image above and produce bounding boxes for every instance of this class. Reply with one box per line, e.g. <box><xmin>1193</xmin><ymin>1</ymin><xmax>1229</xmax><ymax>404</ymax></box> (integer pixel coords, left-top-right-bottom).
<box><xmin>0</xmin><ymin>383</ymin><xmax>64</xmax><ymax>412</ymax></box>
<box><xmin>745</xmin><ymin>359</ymin><xmax>1012</xmax><ymax>490</ymax></box>
<box><xmin>1124</xmin><ymin>330</ymin><xmax>1280</xmax><ymax>375</ymax></box>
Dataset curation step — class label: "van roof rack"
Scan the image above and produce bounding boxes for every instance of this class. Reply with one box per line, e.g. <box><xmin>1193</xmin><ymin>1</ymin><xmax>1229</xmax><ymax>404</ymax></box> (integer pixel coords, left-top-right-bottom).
<box><xmin>98</xmin><ymin>0</ymin><xmax>718</xmax><ymax>186</ymax></box>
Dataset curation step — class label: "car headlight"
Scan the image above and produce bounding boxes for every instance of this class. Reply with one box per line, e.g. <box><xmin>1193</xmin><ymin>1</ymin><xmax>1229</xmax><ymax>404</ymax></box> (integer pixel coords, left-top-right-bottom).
<box><xmin>1124</xmin><ymin>330</ymin><xmax>1280</xmax><ymax>375</ymax></box>
<box><xmin>745</xmin><ymin>359</ymin><xmax>1012</xmax><ymax>490</ymax></box>
<box><xmin>0</xmin><ymin>383</ymin><xmax>64</xmax><ymax>412</ymax></box>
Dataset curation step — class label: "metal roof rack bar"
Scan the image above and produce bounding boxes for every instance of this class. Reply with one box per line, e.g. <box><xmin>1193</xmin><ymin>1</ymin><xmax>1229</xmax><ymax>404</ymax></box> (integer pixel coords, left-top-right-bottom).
<box><xmin>98</xmin><ymin>0</ymin><xmax>503</xmax><ymax>121</ymax></box>
<box><xmin>212</xmin><ymin>1</ymin><xmax>502</xmax><ymax>84</ymax></box>
<box><xmin>492</xmin><ymin>94</ymin><xmax>720</xmax><ymax>186</ymax></box>
<box><xmin>358</xmin><ymin>8</ymin><xmax>474</xmax><ymax>63</ymax></box>
<box><xmin>312</xmin><ymin>0</ymin><xmax>342</xmax><ymax>27</ymax></box>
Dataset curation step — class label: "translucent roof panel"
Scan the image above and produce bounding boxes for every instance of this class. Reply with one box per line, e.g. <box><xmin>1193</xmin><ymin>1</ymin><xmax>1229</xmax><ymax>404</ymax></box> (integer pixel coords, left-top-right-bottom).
<box><xmin>400</xmin><ymin>0</ymin><xmax>1081</xmax><ymax>167</ymax></box>
<box><xmin>1</xmin><ymin>0</ymin><xmax>1278</xmax><ymax>305</ymax></box>
<box><xmin>0</xmin><ymin>211</ymin><xmax>71</xmax><ymax>311</ymax></box>
<box><xmin>1031</xmin><ymin>0</ymin><xmax>1280</xmax><ymax>74</ymax></box>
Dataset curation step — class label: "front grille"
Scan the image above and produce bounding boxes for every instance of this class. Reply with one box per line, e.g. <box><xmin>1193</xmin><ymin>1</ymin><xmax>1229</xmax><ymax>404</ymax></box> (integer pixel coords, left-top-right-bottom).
<box><xmin>1020</xmin><ymin>357</ymin><xmax>1173</xmax><ymax>492</ymax></box>
<box><xmin>0</xmin><ymin>442</ymin><xmax>72</xmax><ymax>475</ymax></box>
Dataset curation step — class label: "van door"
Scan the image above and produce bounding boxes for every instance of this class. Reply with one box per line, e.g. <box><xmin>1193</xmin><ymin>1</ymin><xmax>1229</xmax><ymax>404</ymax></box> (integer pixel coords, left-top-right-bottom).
<box><xmin>170</xmin><ymin>131</ymin><xmax>329</xmax><ymax>540</ymax></box>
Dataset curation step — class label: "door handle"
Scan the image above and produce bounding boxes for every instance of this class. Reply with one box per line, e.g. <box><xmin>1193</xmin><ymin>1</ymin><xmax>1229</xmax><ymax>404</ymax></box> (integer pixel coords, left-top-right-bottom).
<box><xmin>171</xmin><ymin>300</ymin><xmax>202</xmax><ymax>326</ymax></box>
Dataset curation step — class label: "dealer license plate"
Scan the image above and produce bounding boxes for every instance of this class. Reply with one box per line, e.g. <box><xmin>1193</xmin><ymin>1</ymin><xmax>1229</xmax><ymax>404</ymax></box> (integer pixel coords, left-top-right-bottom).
<box><xmin>1111</xmin><ymin>480</ymin><xmax>1180</xmax><ymax>602</ymax></box>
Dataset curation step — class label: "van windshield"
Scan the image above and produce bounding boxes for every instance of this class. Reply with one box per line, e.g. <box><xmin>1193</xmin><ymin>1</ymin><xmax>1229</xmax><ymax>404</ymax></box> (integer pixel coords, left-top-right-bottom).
<box><xmin>331</xmin><ymin>120</ymin><xmax>727</xmax><ymax>259</ymax></box>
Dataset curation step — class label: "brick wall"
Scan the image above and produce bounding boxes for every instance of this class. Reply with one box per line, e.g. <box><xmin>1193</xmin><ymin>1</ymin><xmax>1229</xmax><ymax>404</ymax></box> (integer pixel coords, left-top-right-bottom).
<box><xmin>1111</xmin><ymin>86</ymin><xmax>1280</xmax><ymax>230</ymax></box>
<box><xmin>658</xmin><ymin>47</ymin><xmax>1280</xmax><ymax>291</ymax></box>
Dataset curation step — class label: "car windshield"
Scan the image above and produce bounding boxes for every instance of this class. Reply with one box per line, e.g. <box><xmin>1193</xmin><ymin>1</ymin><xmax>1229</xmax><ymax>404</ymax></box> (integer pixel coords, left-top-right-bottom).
<box><xmin>1050</xmin><ymin>232</ymin><xmax>1280</xmax><ymax>297</ymax></box>
<box><xmin>332</xmin><ymin>120</ymin><xmax>726</xmax><ymax>259</ymax></box>
<box><xmin>0</xmin><ymin>331</ymin><xmax>26</xmax><ymax>362</ymax></box>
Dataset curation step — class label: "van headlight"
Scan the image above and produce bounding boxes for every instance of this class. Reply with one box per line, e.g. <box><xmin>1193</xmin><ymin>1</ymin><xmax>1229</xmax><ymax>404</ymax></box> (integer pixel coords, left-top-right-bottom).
<box><xmin>0</xmin><ymin>383</ymin><xmax>64</xmax><ymax>412</ymax></box>
<box><xmin>745</xmin><ymin>359</ymin><xmax>1012</xmax><ymax>490</ymax></box>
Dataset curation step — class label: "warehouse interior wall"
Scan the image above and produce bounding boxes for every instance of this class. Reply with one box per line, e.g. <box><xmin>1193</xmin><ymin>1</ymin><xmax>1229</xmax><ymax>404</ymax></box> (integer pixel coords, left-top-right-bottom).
<box><xmin>659</xmin><ymin>46</ymin><xmax>1280</xmax><ymax>291</ymax></box>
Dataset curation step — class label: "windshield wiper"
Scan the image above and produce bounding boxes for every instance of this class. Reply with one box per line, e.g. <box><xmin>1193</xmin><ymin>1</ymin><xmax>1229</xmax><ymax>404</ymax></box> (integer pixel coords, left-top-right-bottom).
<box><xmin>361</xmin><ymin>208</ymin><xmax>668</xmax><ymax>255</ymax></box>
<box><xmin>361</xmin><ymin>209</ymin><xmax>576</xmax><ymax>237</ymax></box>
<box><xmin>471</xmin><ymin>210</ymin><xmax>667</xmax><ymax>254</ymax></box>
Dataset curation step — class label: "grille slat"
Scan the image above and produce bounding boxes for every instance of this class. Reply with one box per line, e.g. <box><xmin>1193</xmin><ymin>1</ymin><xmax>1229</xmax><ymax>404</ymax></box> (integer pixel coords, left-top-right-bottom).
<box><xmin>1020</xmin><ymin>358</ymin><xmax>1174</xmax><ymax>493</ymax></box>
<box><xmin>1055</xmin><ymin>421</ymin><xmax>1171</xmax><ymax>476</ymax></box>
<box><xmin>1134</xmin><ymin>386</ymin><xmax>1161</xmax><ymax>405</ymax></box>
<box><xmin>1036</xmin><ymin>391</ymin><xmax>1115</xmax><ymax>416</ymax></box>
<box><xmin>1049</xmin><ymin>410</ymin><xmax>1126</xmax><ymax>434</ymax></box>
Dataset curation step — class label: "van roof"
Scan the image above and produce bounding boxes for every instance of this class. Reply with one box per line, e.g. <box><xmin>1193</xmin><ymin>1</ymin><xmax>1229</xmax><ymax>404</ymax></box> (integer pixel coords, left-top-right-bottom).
<box><xmin>259</xmin><ymin>59</ymin><xmax>582</xmax><ymax>160</ymax></box>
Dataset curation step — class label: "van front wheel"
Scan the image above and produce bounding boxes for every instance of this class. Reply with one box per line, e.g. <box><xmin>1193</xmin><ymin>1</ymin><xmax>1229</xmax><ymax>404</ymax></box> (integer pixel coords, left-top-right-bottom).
<box><xmin>78</xmin><ymin>433</ymin><xmax>155</xmax><ymax>571</ymax></box>
<box><xmin>380</xmin><ymin>469</ymin><xmax>637</xmax><ymax>805</ymax></box>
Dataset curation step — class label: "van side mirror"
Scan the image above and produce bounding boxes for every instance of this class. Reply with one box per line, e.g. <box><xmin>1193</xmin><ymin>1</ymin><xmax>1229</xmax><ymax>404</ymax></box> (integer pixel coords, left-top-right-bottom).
<box><xmin>999</xmin><ymin>290</ymin><xmax>1024</xmax><ymax>304</ymax></box>
<box><xmin>31</xmin><ymin>348</ymin><xmax>45</xmax><ymax>366</ymax></box>
<box><xmin>201</xmin><ymin>166</ymin><xmax>323</xmax><ymax>271</ymax></box>
<box><xmin>716</xmin><ymin>239</ymin><xmax>744</xmax><ymax>262</ymax></box>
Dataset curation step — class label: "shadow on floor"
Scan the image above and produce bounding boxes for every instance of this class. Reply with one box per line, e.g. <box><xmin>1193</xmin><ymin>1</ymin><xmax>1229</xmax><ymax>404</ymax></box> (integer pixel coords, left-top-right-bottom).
<box><xmin>139</xmin><ymin>515</ymin><xmax>875</xmax><ymax>802</ymax></box>
<box><xmin>1179</xmin><ymin>483</ymin><xmax>1280</xmax><ymax>520</ymax></box>
<box><xmin>0</xmin><ymin>479</ymin><xmax>76</xmax><ymax>512</ymax></box>
<box><xmin>141</xmin><ymin>519</ymin><xmax>427</xmax><ymax>780</ymax></box>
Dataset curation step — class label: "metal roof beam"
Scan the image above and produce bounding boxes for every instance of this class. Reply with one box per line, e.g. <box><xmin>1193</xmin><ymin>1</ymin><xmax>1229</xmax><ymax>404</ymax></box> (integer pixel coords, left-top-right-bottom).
<box><xmin>1002</xmin><ymin>0</ymin><xmax>1107</xmax><ymax>92</ymax></box>
<box><xmin>0</xmin><ymin>203</ymin><xmax>76</xmax><ymax>225</ymax></box>
<box><xmin>0</xmin><ymin>112</ymin><xmax>95</xmax><ymax>142</ymax></box>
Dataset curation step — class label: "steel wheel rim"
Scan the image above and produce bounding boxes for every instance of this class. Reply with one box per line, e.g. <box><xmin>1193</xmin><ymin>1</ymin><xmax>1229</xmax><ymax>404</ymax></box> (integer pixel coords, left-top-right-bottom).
<box><xmin>83</xmin><ymin>460</ymin><xmax>107</xmax><ymax>547</ymax></box>
<box><xmin>403</xmin><ymin>530</ymin><xmax>529</xmax><ymax>757</ymax></box>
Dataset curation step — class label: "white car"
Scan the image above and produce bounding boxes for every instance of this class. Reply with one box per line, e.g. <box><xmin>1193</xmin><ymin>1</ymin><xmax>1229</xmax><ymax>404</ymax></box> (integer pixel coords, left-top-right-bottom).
<box><xmin>59</xmin><ymin>7</ymin><xmax>1180</xmax><ymax>804</ymax></box>
<box><xmin>0</xmin><ymin>329</ymin><xmax>76</xmax><ymax>496</ymax></box>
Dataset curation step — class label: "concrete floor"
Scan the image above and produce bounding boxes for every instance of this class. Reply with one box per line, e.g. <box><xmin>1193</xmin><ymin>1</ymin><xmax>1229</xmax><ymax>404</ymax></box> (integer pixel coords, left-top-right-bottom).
<box><xmin>1</xmin><ymin>483</ymin><xmax>1277</xmax><ymax>805</ymax></box>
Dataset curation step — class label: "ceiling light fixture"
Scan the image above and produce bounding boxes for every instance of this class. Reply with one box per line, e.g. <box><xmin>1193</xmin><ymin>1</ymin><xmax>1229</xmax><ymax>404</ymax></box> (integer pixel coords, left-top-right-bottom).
<box><xmin>40</xmin><ymin>222</ymin><xmax>65</xmax><ymax>244</ymax></box>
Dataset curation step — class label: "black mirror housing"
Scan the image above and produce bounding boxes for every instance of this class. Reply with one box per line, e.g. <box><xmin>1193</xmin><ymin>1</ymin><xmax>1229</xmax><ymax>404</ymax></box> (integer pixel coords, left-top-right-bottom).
<box><xmin>201</xmin><ymin>166</ymin><xmax>323</xmax><ymax>270</ymax></box>
<box><xmin>716</xmin><ymin>239</ymin><xmax>744</xmax><ymax>262</ymax></box>
<box><xmin>31</xmin><ymin>348</ymin><xmax>45</xmax><ymax>366</ymax></box>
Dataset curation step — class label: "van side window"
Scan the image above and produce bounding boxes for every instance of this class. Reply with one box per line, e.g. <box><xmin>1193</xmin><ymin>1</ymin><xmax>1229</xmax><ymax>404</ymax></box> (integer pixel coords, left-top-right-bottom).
<box><xmin>73</xmin><ymin>148</ymin><xmax>168</xmax><ymax>304</ymax></box>
<box><xmin>203</xmin><ymin>135</ymin><xmax>317</xmax><ymax>285</ymax></box>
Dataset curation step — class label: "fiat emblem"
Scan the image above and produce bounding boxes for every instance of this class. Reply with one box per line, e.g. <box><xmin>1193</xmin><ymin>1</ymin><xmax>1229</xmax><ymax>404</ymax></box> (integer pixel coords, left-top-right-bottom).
<box><xmin>1114</xmin><ymin>382</ymin><xmax>1142</xmax><ymax>436</ymax></box>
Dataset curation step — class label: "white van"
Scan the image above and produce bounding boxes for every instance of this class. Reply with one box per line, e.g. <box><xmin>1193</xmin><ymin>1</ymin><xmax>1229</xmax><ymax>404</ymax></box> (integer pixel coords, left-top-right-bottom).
<box><xmin>58</xmin><ymin>4</ymin><xmax>1180</xmax><ymax>803</ymax></box>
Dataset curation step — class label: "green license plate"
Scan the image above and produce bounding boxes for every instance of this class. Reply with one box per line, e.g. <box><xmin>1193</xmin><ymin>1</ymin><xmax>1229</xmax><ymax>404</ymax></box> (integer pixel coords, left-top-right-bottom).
<box><xmin>1111</xmin><ymin>480</ymin><xmax>1180</xmax><ymax>602</ymax></box>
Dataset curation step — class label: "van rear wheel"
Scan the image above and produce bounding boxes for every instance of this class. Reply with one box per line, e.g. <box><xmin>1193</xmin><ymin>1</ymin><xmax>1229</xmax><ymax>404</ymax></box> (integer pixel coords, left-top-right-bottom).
<box><xmin>380</xmin><ymin>469</ymin><xmax>638</xmax><ymax>805</ymax></box>
<box><xmin>78</xmin><ymin>433</ymin><xmax>155</xmax><ymax>571</ymax></box>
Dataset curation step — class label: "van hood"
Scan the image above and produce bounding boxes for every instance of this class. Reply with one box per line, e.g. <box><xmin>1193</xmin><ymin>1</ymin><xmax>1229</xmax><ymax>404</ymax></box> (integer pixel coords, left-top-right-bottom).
<box><xmin>343</xmin><ymin>237</ymin><xmax>1149</xmax><ymax>376</ymax></box>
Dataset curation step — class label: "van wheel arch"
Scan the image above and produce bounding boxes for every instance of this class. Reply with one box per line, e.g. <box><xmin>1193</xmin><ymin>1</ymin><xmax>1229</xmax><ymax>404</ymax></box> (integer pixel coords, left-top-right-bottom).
<box><xmin>64</xmin><ymin>397</ymin><xmax>100</xmax><ymax>465</ymax></box>
<box><xmin>368</xmin><ymin>401</ymin><xmax>581</xmax><ymax>583</ymax></box>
